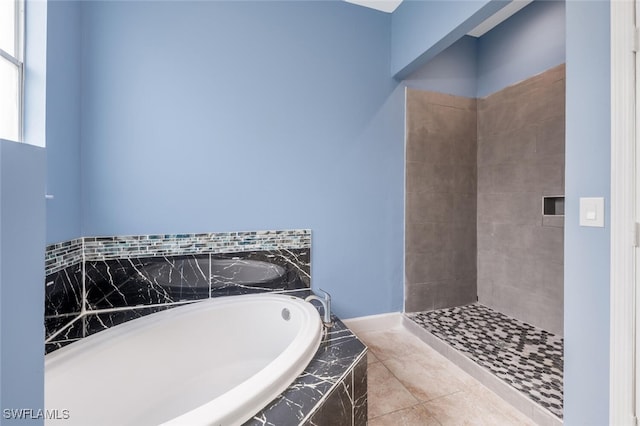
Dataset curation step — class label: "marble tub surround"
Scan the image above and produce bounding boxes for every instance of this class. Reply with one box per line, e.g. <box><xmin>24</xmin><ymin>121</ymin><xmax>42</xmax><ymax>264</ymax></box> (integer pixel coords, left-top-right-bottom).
<box><xmin>247</xmin><ymin>316</ymin><xmax>367</xmax><ymax>426</ymax></box>
<box><xmin>44</xmin><ymin>229</ymin><xmax>311</xmax><ymax>353</ymax></box>
<box><xmin>42</xmin><ymin>231</ymin><xmax>370</xmax><ymax>426</ymax></box>
<box><xmin>84</xmin><ymin>255</ymin><xmax>209</xmax><ymax>309</ymax></box>
<box><xmin>83</xmin><ymin>250</ymin><xmax>308</xmax><ymax>310</ymax></box>
<box><xmin>45</xmin><ymin>287</ymin><xmax>369</xmax><ymax>425</ymax></box>
<box><xmin>45</xmin><ymin>262</ymin><xmax>83</xmax><ymax>318</ymax></box>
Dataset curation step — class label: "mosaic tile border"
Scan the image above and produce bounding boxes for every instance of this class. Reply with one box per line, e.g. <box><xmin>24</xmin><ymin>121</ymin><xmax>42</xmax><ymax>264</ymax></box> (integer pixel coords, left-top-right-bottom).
<box><xmin>408</xmin><ymin>303</ymin><xmax>563</xmax><ymax>419</ymax></box>
<box><xmin>45</xmin><ymin>229</ymin><xmax>311</xmax><ymax>275</ymax></box>
<box><xmin>45</xmin><ymin>238</ymin><xmax>83</xmax><ymax>275</ymax></box>
<box><xmin>84</xmin><ymin>229</ymin><xmax>311</xmax><ymax>261</ymax></box>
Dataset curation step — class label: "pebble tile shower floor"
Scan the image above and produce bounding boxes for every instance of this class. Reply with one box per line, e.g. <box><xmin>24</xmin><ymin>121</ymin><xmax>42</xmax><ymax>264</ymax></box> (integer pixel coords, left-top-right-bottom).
<box><xmin>407</xmin><ymin>303</ymin><xmax>563</xmax><ymax>420</ymax></box>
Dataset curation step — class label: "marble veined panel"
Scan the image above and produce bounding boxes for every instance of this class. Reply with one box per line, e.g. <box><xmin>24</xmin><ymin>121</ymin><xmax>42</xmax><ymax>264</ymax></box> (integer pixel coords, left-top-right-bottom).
<box><xmin>210</xmin><ymin>249</ymin><xmax>310</xmax><ymax>297</ymax></box>
<box><xmin>84</xmin><ymin>255</ymin><xmax>210</xmax><ymax>310</ymax></box>
<box><xmin>45</xmin><ymin>264</ymin><xmax>83</xmax><ymax>317</ymax></box>
<box><xmin>247</xmin><ymin>318</ymin><xmax>367</xmax><ymax>426</ymax></box>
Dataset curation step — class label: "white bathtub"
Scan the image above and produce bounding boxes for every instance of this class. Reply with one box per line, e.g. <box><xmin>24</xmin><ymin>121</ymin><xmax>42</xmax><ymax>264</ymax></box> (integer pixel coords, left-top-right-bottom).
<box><xmin>45</xmin><ymin>294</ymin><xmax>323</xmax><ymax>426</ymax></box>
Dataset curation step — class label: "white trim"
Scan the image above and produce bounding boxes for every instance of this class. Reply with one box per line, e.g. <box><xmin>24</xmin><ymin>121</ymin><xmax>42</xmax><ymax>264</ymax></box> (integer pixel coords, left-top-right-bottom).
<box><xmin>0</xmin><ymin>49</ymin><xmax>21</xmax><ymax>66</ymax></box>
<box><xmin>403</xmin><ymin>85</ymin><xmax>407</xmax><ymax>313</ymax></box>
<box><xmin>0</xmin><ymin>0</ymin><xmax>25</xmax><ymax>143</ymax></box>
<box><xmin>16</xmin><ymin>0</ymin><xmax>24</xmax><ymax>62</ymax></box>
<box><xmin>342</xmin><ymin>312</ymin><xmax>403</xmax><ymax>334</ymax></box>
<box><xmin>467</xmin><ymin>0</ymin><xmax>533</xmax><ymax>38</ymax></box>
<box><xmin>343</xmin><ymin>0</ymin><xmax>402</xmax><ymax>14</ymax></box>
<box><xmin>610</xmin><ymin>1</ymin><xmax>637</xmax><ymax>425</ymax></box>
<box><xmin>17</xmin><ymin>0</ymin><xmax>24</xmax><ymax>142</ymax></box>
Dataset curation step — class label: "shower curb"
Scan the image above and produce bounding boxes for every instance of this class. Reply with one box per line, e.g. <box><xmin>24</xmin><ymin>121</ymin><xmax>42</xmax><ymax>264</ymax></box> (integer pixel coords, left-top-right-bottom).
<box><xmin>402</xmin><ymin>315</ymin><xmax>563</xmax><ymax>426</ymax></box>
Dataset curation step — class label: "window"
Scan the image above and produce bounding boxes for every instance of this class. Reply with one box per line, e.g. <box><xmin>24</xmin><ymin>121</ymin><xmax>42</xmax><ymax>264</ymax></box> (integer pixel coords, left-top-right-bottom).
<box><xmin>0</xmin><ymin>0</ymin><xmax>24</xmax><ymax>142</ymax></box>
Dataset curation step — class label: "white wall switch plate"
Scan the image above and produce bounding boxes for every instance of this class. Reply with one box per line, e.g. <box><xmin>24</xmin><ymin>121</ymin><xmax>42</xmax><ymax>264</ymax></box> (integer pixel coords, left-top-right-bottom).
<box><xmin>579</xmin><ymin>197</ymin><xmax>605</xmax><ymax>227</ymax></box>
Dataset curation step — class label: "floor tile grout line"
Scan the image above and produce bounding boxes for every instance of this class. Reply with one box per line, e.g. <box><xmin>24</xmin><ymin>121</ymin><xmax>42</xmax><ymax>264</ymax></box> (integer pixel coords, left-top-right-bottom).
<box><xmin>365</xmin><ymin>328</ymin><xmax>528</xmax><ymax>426</ymax></box>
<box><xmin>376</xmin><ymin>355</ymin><xmax>468</xmax><ymax>405</ymax></box>
<box><xmin>367</xmin><ymin>399</ymin><xmax>446</xmax><ymax>426</ymax></box>
<box><xmin>367</xmin><ymin>401</ymin><xmax>423</xmax><ymax>421</ymax></box>
<box><xmin>368</xmin><ymin>359</ymin><xmax>420</xmax><ymax>407</ymax></box>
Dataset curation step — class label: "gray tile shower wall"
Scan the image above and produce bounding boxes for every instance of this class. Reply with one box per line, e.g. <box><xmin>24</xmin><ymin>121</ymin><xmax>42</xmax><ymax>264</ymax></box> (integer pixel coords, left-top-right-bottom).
<box><xmin>405</xmin><ymin>89</ymin><xmax>478</xmax><ymax>312</ymax></box>
<box><xmin>477</xmin><ymin>65</ymin><xmax>565</xmax><ymax>336</ymax></box>
<box><xmin>404</xmin><ymin>65</ymin><xmax>565</xmax><ymax>335</ymax></box>
<box><xmin>44</xmin><ymin>229</ymin><xmax>311</xmax><ymax>353</ymax></box>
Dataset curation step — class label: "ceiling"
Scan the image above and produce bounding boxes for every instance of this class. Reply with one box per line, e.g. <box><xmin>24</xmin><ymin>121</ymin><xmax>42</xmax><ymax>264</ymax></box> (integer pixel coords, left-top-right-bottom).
<box><xmin>344</xmin><ymin>0</ymin><xmax>403</xmax><ymax>13</ymax></box>
<box><xmin>343</xmin><ymin>0</ymin><xmax>533</xmax><ymax>38</ymax></box>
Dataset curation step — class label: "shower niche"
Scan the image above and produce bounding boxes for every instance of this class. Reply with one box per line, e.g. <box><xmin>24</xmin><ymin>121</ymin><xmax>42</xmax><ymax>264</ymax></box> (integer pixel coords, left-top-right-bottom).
<box><xmin>543</xmin><ymin>196</ymin><xmax>565</xmax><ymax>216</ymax></box>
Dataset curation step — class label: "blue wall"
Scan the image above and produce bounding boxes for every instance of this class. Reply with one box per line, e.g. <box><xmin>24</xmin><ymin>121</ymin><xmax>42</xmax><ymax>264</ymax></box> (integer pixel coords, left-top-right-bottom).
<box><xmin>564</xmin><ymin>1</ymin><xmax>610</xmax><ymax>424</ymax></box>
<box><xmin>477</xmin><ymin>0</ymin><xmax>565</xmax><ymax>97</ymax></box>
<box><xmin>391</xmin><ymin>0</ymin><xmax>507</xmax><ymax>79</ymax></box>
<box><xmin>0</xmin><ymin>140</ymin><xmax>46</xmax><ymax>424</ymax></box>
<box><xmin>46</xmin><ymin>0</ymin><xmax>82</xmax><ymax>244</ymax></box>
<box><xmin>401</xmin><ymin>0</ymin><xmax>565</xmax><ymax>99</ymax></box>
<box><xmin>79</xmin><ymin>1</ymin><xmax>405</xmax><ymax>318</ymax></box>
<box><xmin>0</xmin><ymin>1</ymin><xmax>48</xmax><ymax>422</ymax></box>
<box><xmin>403</xmin><ymin>35</ymin><xmax>478</xmax><ymax>98</ymax></box>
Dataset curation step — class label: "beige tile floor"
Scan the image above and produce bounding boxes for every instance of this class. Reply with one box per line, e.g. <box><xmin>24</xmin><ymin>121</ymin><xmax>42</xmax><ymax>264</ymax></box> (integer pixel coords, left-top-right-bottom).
<box><xmin>354</xmin><ymin>326</ymin><xmax>538</xmax><ymax>426</ymax></box>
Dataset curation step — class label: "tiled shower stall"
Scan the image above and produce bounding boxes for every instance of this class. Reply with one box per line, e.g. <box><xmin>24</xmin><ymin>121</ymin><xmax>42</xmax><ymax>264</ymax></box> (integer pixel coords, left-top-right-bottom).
<box><xmin>405</xmin><ymin>64</ymin><xmax>565</xmax><ymax>422</ymax></box>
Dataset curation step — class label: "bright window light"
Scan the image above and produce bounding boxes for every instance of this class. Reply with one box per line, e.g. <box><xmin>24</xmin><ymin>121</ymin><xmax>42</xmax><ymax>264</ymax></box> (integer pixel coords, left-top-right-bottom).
<box><xmin>0</xmin><ymin>0</ymin><xmax>24</xmax><ymax>142</ymax></box>
<box><xmin>0</xmin><ymin>0</ymin><xmax>16</xmax><ymax>56</ymax></box>
<box><xmin>0</xmin><ymin>57</ymin><xmax>20</xmax><ymax>141</ymax></box>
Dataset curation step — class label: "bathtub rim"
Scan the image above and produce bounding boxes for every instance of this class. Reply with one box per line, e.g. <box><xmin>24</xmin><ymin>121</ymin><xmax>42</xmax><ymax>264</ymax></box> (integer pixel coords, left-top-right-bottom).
<box><xmin>162</xmin><ymin>294</ymin><xmax>323</xmax><ymax>426</ymax></box>
<box><xmin>45</xmin><ymin>293</ymin><xmax>323</xmax><ymax>426</ymax></box>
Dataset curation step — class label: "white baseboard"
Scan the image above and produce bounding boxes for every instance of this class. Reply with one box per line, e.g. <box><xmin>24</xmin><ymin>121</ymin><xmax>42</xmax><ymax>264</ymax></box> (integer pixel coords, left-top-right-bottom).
<box><xmin>342</xmin><ymin>312</ymin><xmax>403</xmax><ymax>334</ymax></box>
